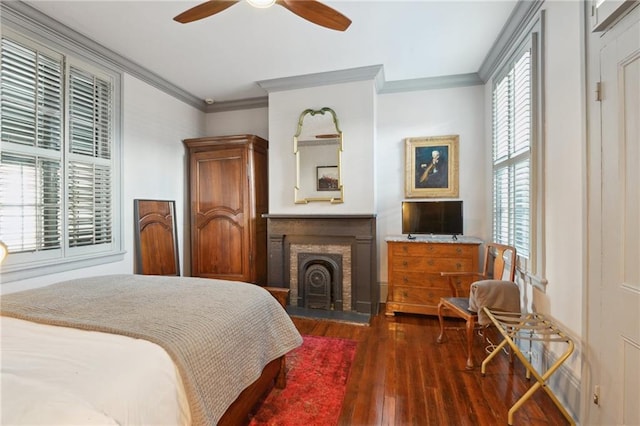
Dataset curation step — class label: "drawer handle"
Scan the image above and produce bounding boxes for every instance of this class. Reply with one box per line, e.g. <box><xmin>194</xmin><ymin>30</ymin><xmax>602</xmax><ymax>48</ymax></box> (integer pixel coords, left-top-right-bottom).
<box><xmin>455</xmin><ymin>262</ymin><xmax>462</xmax><ymax>270</ymax></box>
<box><xmin>427</xmin><ymin>259</ymin><xmax>434</xmax><ymax>266</ymax></box>
<box><xmin>403</xmin><ymin>276</ymin><xmax>408</xmax><ymax>283</ymax></box>
<box><xmin>456</xmin><ymin>247</ymin><xmax>462</xmax><ymax>254</ymax></box>
<box><xmin>403</xmin><ymin>246</ymin><xmax>408</xmax><ymax>253</ymax></box>
<box><xmin>402</xmin><ymin>261</ymin><xmax>408</xmax><ymax>267</ymax></box>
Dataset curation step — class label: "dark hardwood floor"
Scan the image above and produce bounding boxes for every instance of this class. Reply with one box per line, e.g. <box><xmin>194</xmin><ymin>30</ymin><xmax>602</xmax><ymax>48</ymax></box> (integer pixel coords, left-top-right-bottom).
<box><xmin>291</xmin><ymin>309</ymin><xmax>571</xmax><ymax>426</ymax></box>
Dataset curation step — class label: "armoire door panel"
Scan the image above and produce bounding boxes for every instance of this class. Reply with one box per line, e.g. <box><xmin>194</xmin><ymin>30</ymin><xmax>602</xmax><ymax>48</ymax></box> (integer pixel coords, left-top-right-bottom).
<box><xmin>195</xmin><ymin>151</ymin><xmax>244</xmax><ymax>213</ymax></box>
<box><xmin>197</xmin><ymin>217</ymin><xmax>246</xmax><ymax>276</ymax></box>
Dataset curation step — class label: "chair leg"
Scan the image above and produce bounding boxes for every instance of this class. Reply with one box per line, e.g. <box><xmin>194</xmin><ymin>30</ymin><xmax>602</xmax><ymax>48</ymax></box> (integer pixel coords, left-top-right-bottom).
<box><xmin>465</xmin><ymin>316</ymin><xmax>476</xmax><ymax>369</ymax></box>
<box><xmin>437</xmin><ymin>300</ymin><xmax>446</xmax><ymax>343</ymax></box>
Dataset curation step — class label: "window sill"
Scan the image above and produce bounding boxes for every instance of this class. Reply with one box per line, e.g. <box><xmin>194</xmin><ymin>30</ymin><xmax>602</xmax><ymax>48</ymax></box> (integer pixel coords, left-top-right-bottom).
<box><xmin>0</xmin><ymin>251</ymin><xmax>126</xmax><ymax>284</ymax></box>
<box><xmin>522</xmin><ymin>269</ymin><xmax>548</xmax><ymax>292</ymax></box>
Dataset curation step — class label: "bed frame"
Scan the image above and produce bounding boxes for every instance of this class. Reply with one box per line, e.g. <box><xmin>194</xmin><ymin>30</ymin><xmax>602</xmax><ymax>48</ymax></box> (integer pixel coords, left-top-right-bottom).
<box><xmin>218</xmin><ymin>356</ymin><xmax>285</xmax><ymax>425</ymax></box>
<box><xmin>218</xmin><ymin>286</ymin><xmax>291</xmax><ymax>425</ymax></box>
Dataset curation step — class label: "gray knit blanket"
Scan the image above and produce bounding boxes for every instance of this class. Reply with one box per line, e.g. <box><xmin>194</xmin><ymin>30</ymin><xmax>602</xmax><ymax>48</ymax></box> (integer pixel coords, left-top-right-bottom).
<box><xmin>0</xmin><ymin>274</ymin><xmax>303</xmax><ymax>425</ymax></box>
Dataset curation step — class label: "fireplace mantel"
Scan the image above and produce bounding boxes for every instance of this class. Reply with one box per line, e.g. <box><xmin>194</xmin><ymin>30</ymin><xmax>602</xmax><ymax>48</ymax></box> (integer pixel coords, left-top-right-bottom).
<box><xmin>264</xmin><ymin>214</ymin><xmax>378</xmax><ymax>316</ymax></box>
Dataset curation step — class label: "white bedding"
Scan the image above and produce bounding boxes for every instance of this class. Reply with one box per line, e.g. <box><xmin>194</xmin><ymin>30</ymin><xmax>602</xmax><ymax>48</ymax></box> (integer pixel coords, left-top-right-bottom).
<box><xmin>1</xmin><ymin>275</ymin><xmax>303</xmax><ymax>425</ymax></box>
<box><xmin>1</xmin><ymin>316</ymin><xmax>190</xmax><ymax>425</ymax></box>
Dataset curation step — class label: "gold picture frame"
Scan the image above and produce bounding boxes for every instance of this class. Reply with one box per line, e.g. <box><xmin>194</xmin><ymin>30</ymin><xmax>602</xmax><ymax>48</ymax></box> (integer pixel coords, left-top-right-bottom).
<box><xmin>316</xmin><ymin>165</ymin><xmax>339</xmax><ymax>191</ymax></box>
<box><xmin>405</xmin><ymin>135</ymin><xmax>459</xmax><ymax>198</ymax></box>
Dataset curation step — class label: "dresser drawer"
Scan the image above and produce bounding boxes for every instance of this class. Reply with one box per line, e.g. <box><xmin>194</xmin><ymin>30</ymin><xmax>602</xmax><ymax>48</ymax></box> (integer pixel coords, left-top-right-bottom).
<box><xmin>391</xmin><ymin>256</ymin><xmax>474</xmax><ymax>272</ymax></box>
<box><xmin>389</xmin><ymin>271</ymin><xmax>445</xmax><ymax>288</ymax></box>
<box><xmin>391</xmin><ymin>286</ymin><xmax>452</xmax><ymax>306</ymax></box>
<box><xmin>390</xmin><ymin>271</ymin><xmax>471</xmax><ymax>289</ymax></box>
<box><xmin>390</xmin><ymin>242</ymin><xmax>475</xmax><ymax>258</ymax></box>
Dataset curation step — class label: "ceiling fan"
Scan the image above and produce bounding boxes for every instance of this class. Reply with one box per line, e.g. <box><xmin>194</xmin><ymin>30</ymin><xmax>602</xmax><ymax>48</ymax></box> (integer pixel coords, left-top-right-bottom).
<box><xmin>173</xmin><ymin>0</ymin><xmax>352</xmax><ymax>31</ymax></box>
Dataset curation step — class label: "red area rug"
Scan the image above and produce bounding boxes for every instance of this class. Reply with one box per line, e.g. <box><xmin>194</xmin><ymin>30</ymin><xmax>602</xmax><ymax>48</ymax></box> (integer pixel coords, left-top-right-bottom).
<box><xmin>248</xmin><ymin>335</ymin><xmax>358</xmax><ymax>426</ymax></box>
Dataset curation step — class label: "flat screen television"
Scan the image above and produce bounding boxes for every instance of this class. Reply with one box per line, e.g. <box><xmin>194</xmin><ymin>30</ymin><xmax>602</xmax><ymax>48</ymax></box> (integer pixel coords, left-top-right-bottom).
<box><xmin>402</xmin><ymin>201</ymin><xmax>463</xmax><ymax>236</ymax></box>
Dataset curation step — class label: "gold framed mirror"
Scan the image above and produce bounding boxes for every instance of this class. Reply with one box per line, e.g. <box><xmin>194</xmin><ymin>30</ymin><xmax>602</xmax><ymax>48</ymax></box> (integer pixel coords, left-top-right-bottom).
<box><xmin>294</xmin><ymin>107</ymin><xmax>343</xmax><ymax>204</ymax></box>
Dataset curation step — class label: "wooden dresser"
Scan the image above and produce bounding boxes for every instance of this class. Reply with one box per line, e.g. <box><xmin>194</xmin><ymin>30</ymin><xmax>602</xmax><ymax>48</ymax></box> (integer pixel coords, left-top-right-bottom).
<box><xmin>385</xmin><ymin>236</ymin><xmax>482</xmax><ymax>316</ymax></box>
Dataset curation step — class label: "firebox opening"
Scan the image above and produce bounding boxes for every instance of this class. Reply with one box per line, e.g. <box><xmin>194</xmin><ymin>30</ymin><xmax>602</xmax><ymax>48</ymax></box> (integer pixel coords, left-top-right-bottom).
<box><xmin>298</xmin><ymin>253</ymin><xmax>343</xmax><ymax>311</ymax></box>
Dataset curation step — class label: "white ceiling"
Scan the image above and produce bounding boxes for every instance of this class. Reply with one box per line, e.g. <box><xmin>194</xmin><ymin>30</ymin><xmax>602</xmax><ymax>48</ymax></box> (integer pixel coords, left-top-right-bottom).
<box><xmin>23</xmin><ymin>0</ymin><xmax>518</xmax><ymax>105</ymax></box>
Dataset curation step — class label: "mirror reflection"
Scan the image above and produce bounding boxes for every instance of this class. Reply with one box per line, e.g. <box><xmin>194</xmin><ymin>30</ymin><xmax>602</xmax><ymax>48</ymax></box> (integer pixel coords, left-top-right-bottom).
<box><xmin>294</xmin><ymin>107</ymin><xmax>343</xmax><ymax>204</ymax></box>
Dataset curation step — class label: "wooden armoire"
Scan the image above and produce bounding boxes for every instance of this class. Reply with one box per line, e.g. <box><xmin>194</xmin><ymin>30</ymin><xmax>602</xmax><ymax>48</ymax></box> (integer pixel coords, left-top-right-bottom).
<box><xmin>183</xmin><ymin>134</ymin><xmax>268</xmax><ymax>285</ymax></box>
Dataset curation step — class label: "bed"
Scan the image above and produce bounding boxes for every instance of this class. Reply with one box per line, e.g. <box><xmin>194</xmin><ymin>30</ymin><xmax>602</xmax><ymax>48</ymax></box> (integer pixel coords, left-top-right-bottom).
<box><xmin>0</xmin><ymin>274</ymin><xmax>303</xmax><ymax>425</ymax></box>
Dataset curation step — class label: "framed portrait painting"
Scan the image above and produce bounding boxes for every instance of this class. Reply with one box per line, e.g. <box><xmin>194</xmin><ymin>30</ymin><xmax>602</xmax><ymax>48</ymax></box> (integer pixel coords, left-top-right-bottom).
<box><xmin>405</xmin><ymin>135</ymin><xmax>459</xmax><ymax>198</ymax></box>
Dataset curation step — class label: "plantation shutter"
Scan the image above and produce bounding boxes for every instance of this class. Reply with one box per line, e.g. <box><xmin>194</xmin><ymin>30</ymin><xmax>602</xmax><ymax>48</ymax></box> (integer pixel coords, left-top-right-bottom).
<box><xmin>68</xmin><ymin>66</ymin><xmax>113</xmax><ymax>248</ymax></box>
<box><xmin>492</xmin><ymin>49</ymin><xmax>531</xmax><ymax>259</ymax></box>
<box><xmin>1</xmin><ymin>33</ymin><xmax>115</xmax><ymax>260</ymax></box>
<box><xmin>0</xmin><ymin>36</ymin><xmax>63</xmax><ymax>253</ymax></box>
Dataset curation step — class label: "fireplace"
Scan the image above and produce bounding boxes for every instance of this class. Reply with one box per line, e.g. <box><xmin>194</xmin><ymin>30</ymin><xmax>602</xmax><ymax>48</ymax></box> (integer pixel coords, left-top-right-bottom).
<box><xmin>297</xmin><ymin>252</ymin><xmax>342</xmax><ymax>310</ymax></box>
<box><xmin>264</xmin><ymin>215</ymin><xmax>378</xmax><ymax>320</ymax></box>
<box><xmin>292</xmin><ymin>248</ymin><xmax>350</xmax><ymax>311</ymax></box>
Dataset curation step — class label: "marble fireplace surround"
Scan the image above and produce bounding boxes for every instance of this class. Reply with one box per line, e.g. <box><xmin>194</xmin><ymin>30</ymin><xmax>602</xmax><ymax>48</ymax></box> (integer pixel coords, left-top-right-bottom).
<box><xmin>264</xmin><ymin>215</ymin><xmax>378</xmax><ymax>318</ymax></box>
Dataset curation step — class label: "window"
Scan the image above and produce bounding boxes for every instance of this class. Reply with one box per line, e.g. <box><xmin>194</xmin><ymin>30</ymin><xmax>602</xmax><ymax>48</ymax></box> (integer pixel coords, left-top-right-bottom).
<box><xmin>492</xmin><ymin>48</ymin><xmax>532</xmax><ymax>259</ymax></box>
<box><xmin>0</xmin><ymin>29</ymin><xmax>121</xmax><ymax>281</ymax></box>
<box><xmin>490</xmin><ymin>17</ymin><xmax>545</xmax><ymax>286</ymax></box>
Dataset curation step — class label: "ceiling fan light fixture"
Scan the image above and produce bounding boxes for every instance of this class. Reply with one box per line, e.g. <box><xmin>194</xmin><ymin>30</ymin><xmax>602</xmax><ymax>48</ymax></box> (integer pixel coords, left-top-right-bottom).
<box><xmin>175</xmin><ymin>0</ymin><xmax>351</xmax><ymax>31</ymax></box>
<box><xmin>247</xmin><ymin>0</ymin><xmax>276</xmax><ymax>8</ymax></box>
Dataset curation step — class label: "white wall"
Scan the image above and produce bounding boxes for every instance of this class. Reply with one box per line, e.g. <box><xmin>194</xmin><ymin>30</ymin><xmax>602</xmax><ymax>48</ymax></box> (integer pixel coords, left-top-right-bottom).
<box><xmin>534</xmin><ymin>0</ymin><xmax>584</xmax><ymax>338</ymax></box>
<box><xmin>205</xmin><ymin>107</ymin><xmax>268</xmax><ymax>140</ymax></box>
<box><xmin>2</xmin><ymin>74</ymin><xmax>205</xmax><ymax>294</ymax></box>
<box><xmin>267</xmin><ymin>81</ymin><xmax>377</xmax><ymax>214</ymax></box>
<box><xmin>532</xmin><ymin>2</ymin><xmax>585</xmax><ymax>403</ymax></box>
<box><xmin>122</xmin><ymin>74</ymin><xmax>206</xmax><ymax>277</ymax></box>
<box><xmin>482</xmin><ymin>1</ymin><xmax>585</xmax><ymax>416</ymax></box>
<box><xmin>376</xmin><ymin>85</ymin><xmax>487</xmax><ymax>294</ymax></box>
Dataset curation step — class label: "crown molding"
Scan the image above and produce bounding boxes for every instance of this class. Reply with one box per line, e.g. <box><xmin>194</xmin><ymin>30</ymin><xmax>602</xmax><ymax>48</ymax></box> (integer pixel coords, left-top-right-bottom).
<box><xmin>205</xmin><ymin>96</ymin><xmax>269</xmax><ymax>112</ymax></box>
<box><xmin>478</xmin><ymin>0</ymin><xmax>544</xmax><ymax>82</ymax></box>
<box><xmin>1</xmin><ymin>1</ymin><xmax>206</xmax><ymax>112</ymax></box>
<box><xmin>257</xmin><ymin>64</ymin><xmax>384</xmax><ymax>93</ymax></box>
<box><xmin>379</xmin><ymin>73</ymin><xmax>483</xmax><ymax>94</ymax></box>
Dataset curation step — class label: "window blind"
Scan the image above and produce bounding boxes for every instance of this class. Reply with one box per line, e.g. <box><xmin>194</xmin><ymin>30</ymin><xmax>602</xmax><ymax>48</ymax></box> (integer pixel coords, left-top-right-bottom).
<box><xmin>0</xmin><ymin>37</ymin><xmax>63</xmax><ymax>254</ymax></box>
<box><xmin>68</xmin><ymin>66</ymin><xmax>113</xmax><ymax>248</ymax></box>
<box><xmin>492</xmin><ymin>49</ymin><xmax>531</xmax><ymax>259</ymax></box>
<box><xmin>1</xmin><ymin>33</ymin><xmax>114</xmax><ymax>261</ymax></box>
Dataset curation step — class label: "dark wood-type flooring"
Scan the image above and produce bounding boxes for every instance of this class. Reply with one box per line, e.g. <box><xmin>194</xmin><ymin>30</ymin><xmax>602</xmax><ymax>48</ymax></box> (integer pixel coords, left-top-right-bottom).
<box><xmin>291</xmin><ymin>309</ymin><xmax>571</xmax><ymax>426</ymax></box>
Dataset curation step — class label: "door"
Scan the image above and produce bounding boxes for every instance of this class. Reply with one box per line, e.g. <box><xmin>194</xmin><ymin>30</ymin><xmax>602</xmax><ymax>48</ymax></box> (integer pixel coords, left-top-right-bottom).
<box><xmin>587</xmin><ymin>5</ymin><xmax>640</xmax><ymax>424</ymax></box>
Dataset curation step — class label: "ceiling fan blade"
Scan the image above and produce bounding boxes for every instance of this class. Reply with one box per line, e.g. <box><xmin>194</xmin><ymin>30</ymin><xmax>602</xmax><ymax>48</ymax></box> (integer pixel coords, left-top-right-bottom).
<box><xmin>174</xmin><ymin>0</ymin><xmax>239</xmax><ymax>24</ymax></box>
<box><xmin>277</xmin><ymin>0</ymin><xmax>351</xmax><ymax>31</ymax></box>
